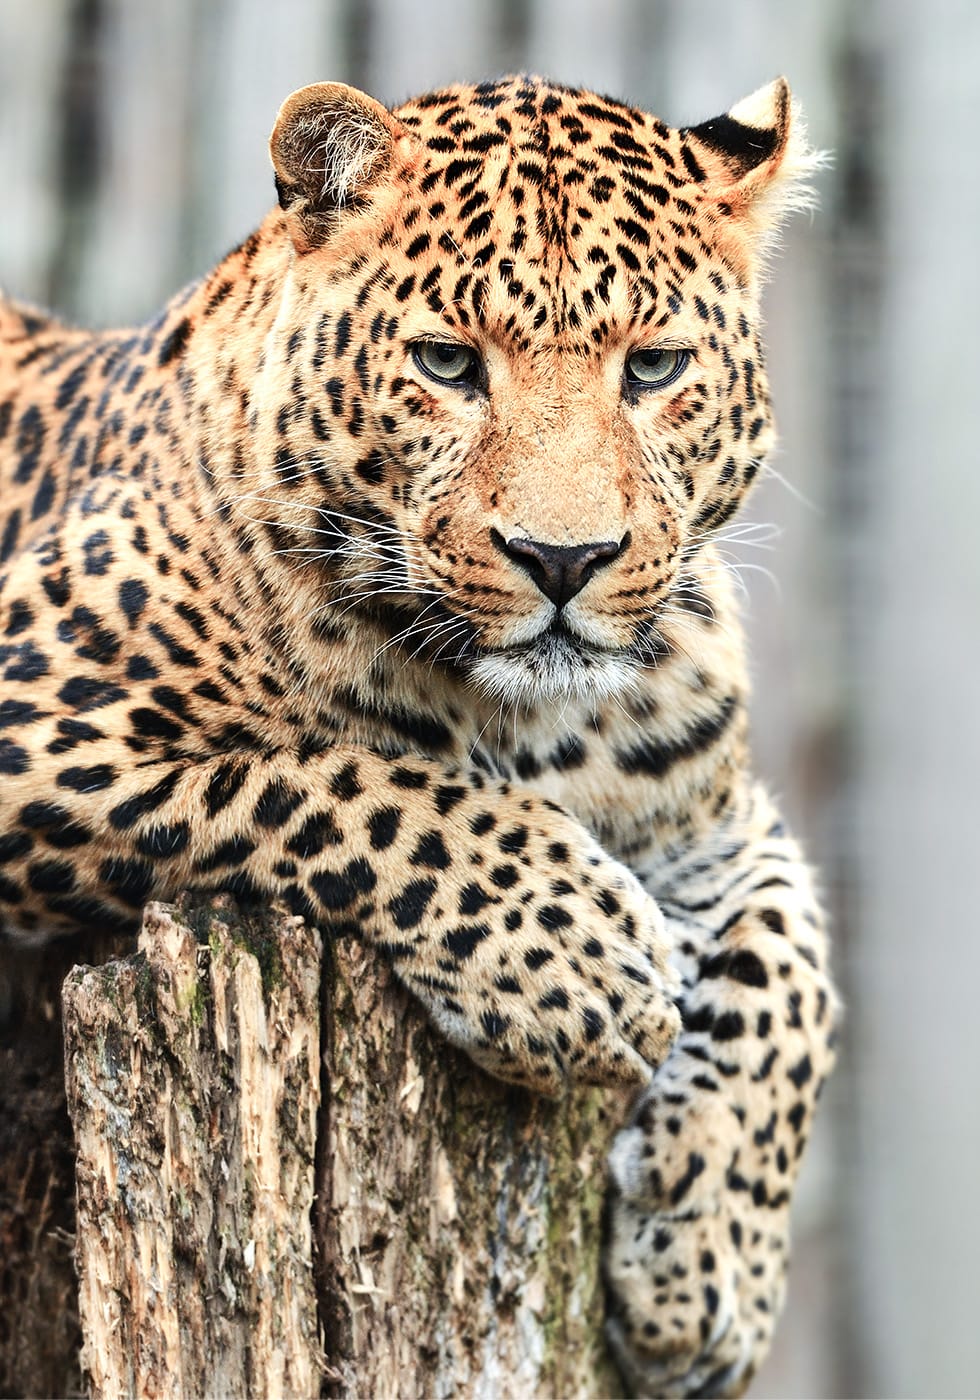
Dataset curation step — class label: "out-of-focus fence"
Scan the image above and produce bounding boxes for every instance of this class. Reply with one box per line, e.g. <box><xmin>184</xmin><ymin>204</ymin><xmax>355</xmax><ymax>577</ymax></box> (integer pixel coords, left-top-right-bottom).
<box><xmin>2</xmin><ymin>2</ymin><xmax>979</xmax><ymax>1396</ymax></box>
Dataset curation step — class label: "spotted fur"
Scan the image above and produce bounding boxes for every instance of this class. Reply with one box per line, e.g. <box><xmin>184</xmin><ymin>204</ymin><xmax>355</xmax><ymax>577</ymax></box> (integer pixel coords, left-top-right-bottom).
<box><xmin>0</xmin><ymin>75</ymin><xmax>836</xmax><ymax>1395</ymax></box>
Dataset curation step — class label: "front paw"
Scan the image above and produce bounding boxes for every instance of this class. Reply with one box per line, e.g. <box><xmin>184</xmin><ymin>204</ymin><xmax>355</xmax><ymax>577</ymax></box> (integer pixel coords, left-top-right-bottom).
<box><xmin>604</xmin><ymin>1193</ymin><xmax>787</xmax><ymax>1399</ymax></box>
<box><xmin>393</xmin><ymin>857</ymin><xmax>681</xmax><ymax>1095</ymax></box>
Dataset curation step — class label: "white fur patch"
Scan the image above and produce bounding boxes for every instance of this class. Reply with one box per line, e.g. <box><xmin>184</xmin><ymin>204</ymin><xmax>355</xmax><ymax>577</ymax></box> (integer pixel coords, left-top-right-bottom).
<box><xmin>469</xmin><ymin>633</ymin><xmax>638</xmax><ymax>709</ymax></box>
<box><xmin>738</xmin><ymin>87</ymin><xmax>830</xmax><ymax>268</ymax></box>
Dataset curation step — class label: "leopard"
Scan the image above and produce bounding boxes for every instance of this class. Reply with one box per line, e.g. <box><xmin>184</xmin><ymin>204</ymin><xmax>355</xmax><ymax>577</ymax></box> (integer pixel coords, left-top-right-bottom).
<box><xmin>0</xmin><ymin>74</ymin><xmax>838</xmax><ymax>1396</ymax></box>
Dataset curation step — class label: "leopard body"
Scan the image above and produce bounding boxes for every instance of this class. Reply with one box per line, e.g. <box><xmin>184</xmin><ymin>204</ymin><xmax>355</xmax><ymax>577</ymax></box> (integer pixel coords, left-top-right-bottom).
<box><xmin>0</xmin><ymin>75</ymin><xmax>837</xmax><ymax>1396</ymax></box>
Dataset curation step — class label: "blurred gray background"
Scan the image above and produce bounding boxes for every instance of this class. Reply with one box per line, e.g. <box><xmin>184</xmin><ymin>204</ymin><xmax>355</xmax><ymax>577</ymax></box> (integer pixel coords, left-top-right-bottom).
<box><xmin>2</xmin><ymin>2</ymin><xmax>978</xmax><ymax>1396</ymax></box>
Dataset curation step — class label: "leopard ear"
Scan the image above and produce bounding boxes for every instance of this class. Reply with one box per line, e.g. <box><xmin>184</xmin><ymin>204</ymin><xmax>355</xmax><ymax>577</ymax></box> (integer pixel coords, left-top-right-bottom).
<box><xmin>270</xmin><ymin>82</ymin><xmax>405</xmax><ymax>247</ymax></box>
<box><xmin>680</xmin><ymin>78</ymin><xmax>825</xmax><ymax>268</ymax></box>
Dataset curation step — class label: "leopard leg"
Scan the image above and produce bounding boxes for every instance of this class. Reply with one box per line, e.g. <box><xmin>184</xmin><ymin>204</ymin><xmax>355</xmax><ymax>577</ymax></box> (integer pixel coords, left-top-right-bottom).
<box><xmin>1</xmin><ymin>740</ymin><xmax>680</xmax><ymax>1095</ymax></box>
<box><xmin>605</xmin><ymin>784</ymin><xmax>838</xmax><ymax>1396</ymax></box>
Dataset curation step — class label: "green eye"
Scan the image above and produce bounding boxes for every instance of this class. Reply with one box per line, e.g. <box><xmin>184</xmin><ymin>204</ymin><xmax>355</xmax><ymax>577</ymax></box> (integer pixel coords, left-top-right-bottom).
<box><xmin>413</xmin><ymin>340</ymin><xmax>482</xmax><ymax>387</ymax></box>
<box><xmin>625</xmin><ymin>347</ymin><xmax>690</xmax><ymax>391</ymax></box>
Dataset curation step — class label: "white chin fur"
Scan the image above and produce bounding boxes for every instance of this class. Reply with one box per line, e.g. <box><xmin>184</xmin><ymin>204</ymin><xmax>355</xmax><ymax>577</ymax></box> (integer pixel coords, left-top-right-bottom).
<box><xmin>469</xmin><ymin>633</ymin><xmax>637</xmax><ymax>709</ymax></box>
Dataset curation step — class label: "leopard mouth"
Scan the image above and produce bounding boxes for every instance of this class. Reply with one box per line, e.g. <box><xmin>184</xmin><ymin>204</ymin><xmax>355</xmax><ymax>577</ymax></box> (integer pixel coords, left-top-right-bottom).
<box><xmin>494</xmin><ymin>617</ymin><xmax>621</xmax><ymax>659</ymax></box>
<box><xmin>468</xmin><ymin>622</ymin><xmax>638</xmax><ymax>707</ymax></box>
<box><xmin>362</xmin><ymin>593</ymin><xmax>636</xmax><ymax>706</ymax></box>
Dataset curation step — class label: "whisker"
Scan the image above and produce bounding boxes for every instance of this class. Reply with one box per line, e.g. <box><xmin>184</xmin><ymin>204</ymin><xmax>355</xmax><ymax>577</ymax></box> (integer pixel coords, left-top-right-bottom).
<box><xmin>369</xmin><ymin>600</ymin><xmax>470</xmax><ymax>665</ymax></box>
<box><xmin>468</xmin><ymin>702</ymin><xmax>504</xmax><ymax>764</ymax></box>
<box><xmin>759</xmin><ymin>462</ymin><xmax>821</xmax><ymax>512</ymax></box>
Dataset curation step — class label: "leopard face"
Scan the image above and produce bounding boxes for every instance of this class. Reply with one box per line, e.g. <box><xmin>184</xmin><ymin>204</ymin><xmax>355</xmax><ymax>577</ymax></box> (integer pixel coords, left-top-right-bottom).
<box><xmin>215</xmin><ymin>76</ymin><xmax>815</xmax><ymax>708</ymax></box>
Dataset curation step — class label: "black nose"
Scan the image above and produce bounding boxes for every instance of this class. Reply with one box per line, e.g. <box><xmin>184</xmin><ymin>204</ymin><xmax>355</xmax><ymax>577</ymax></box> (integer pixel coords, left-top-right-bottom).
<box><xmin>491</xmin><ymin>530</ymin><xmax>627</xmax><ymax>609</ymax></box>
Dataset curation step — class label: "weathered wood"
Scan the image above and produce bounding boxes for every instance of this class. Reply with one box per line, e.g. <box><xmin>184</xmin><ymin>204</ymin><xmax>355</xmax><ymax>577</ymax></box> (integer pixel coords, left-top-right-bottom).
<box><xmin>63</xmin><ymin>897</ymin><xmax>625</xmax><ymax>1398</ymax></box>
<box><xmin>63</xmin><ymin>897</ymin><xmax>323</xmax><ymax>1400</ymax></box>
<box><xmin>318</xmin><ymin>938</ymin><xmax>624</xmax><ymax>1400</ymax></box>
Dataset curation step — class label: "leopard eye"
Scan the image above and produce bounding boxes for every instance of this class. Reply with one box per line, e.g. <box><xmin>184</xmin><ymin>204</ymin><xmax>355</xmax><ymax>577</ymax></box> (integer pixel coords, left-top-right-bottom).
<box><xmin>625</xmin><ymin>347</ymin><xmax>690</xmax><ymax>391</ymax></box>
<box><xmin>412</xmin><ymin>340</ymin><xmax>482</xmax><ymax>387</ymax></box>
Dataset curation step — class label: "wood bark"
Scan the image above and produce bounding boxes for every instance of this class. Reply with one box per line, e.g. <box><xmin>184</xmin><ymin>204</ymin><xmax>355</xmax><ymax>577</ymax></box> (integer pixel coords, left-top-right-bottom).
<box><xmin>63</xmin><ymin>897</ymin><xmax>323</xmax><ymax>1399</ymax></box>
<box><xmin>61</xmin><ymin>895</ymin><xmax>626</xmax><ymax>1398</ymax></box>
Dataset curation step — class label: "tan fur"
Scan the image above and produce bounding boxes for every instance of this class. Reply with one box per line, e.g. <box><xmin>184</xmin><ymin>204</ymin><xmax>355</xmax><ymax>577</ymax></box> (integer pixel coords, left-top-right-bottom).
<box><xmin>0</xmin><ymin>76</ymin><xmax>836</xmax><ymax>1396</ymax></box>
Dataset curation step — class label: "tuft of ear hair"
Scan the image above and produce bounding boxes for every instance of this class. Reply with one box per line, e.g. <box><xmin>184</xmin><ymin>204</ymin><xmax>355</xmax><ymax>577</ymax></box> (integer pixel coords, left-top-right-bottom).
<box><xmin>681</xmin><ymin>78</ymin><xmax>827</xmax><ymax>272</ymax></box>
<box><xmin>269</xmin><ymin>82</ymin><xmax>406</xmax><ymax>246</ymax></box>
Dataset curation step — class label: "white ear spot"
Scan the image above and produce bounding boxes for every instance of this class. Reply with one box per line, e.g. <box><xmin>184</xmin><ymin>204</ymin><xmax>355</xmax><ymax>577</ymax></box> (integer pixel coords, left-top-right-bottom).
<box><xmin>727</xmin><ymin>81</ymin><xmax>786</xmax><ymax>132</ymax></box>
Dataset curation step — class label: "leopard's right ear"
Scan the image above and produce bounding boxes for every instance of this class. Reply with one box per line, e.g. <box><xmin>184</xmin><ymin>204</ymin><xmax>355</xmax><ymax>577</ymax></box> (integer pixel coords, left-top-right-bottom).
<box><xmin>269</xmin><ymin>82</ymin><xmax>407</xmax><ymax>248</ymax></box>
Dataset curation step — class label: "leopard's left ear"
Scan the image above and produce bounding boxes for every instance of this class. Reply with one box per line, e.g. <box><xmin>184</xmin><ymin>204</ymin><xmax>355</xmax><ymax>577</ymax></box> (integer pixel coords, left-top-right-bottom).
<box><xmin>269</xmin><ymin>82</ymin><xmax>412</xmax><ymax>249</ymax></box>
<box><xmin>680</xmin><ymin>78</ymin><xmax>825</xmax><ymax>268</ymax></box>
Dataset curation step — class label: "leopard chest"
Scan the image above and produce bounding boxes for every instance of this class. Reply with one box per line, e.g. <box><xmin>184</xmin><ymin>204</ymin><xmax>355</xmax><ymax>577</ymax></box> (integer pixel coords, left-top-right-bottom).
<box><xmin>470</xmin><ymin>701</ymin><xmax>731</xmax><ymax>870</ymax></box>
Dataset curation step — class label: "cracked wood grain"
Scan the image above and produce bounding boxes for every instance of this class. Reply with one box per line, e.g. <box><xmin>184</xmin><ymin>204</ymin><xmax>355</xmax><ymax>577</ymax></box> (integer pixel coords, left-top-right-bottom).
<box><xmin>64</xmin><ymin>895</ymin><xmax>624</xmax><ymax>1398</ymax></box>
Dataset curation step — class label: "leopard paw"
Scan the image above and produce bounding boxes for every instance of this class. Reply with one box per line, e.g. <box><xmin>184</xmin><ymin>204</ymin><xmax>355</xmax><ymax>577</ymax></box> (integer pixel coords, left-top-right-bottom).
<box><xmin>604</xmin><ymin>1194</ymin><xmax>787</xmax><ymax>1398</ymax></box>
<box><xmin>392</xmin><ymin>848</ymin><xmax>681</xmax><ymax>1095</ymax></box>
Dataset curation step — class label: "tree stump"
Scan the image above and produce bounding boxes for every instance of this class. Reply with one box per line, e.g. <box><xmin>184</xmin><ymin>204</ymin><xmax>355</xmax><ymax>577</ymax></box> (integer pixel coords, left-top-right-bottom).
<box><xmin>62</xmin><ymin>896</ymin><xmax>626</xmax><ymax>1398</ymax></box>
<box><xmin>63</xmin><ymin>897</ymin><xmax>323</xmax><ymax>1399</ymax></box>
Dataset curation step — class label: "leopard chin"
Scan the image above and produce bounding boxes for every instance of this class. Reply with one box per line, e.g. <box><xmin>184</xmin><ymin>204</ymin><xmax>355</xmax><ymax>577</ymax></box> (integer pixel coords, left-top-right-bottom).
<box><xmin>469</xmin><ymin>630</ymin><xmax>637</xmax><ymax>709</ymax></box>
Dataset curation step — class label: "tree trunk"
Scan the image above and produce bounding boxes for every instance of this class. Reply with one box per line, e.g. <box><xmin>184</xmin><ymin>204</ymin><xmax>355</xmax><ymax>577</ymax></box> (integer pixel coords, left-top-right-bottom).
<box><xmin>63</xmin><ymin>897</ymin><xmax>323</xmax><ymax>1399</ymax></box>
<box><xmin>61</xmin><ymin>895</ymin><xmax>625</xmax><ymax>1398</ymax></box>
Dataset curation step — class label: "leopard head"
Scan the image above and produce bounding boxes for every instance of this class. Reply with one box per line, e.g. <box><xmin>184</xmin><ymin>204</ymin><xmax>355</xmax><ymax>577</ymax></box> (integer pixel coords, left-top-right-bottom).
<box><xmin>234</xmin><ymin>76</ymin><xmax>819</xmax><ymax>706</ymax></box>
